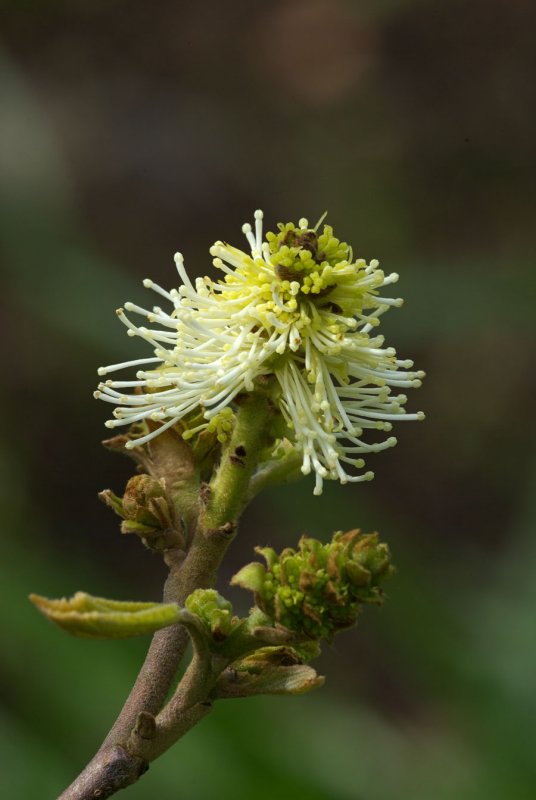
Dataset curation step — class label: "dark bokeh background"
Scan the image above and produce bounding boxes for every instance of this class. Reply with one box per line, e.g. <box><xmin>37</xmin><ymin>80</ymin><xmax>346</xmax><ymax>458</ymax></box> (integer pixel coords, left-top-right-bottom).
<box><xmin>1</xmin><ymin>1</ymin><xmax>535</xmax><ymax>798</ymax></box>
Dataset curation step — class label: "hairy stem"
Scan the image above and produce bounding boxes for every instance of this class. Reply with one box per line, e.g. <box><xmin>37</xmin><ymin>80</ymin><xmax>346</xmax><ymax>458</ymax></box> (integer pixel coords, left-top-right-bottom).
<box><xmin>201</xmin><ymin>390</ymin><xmax>274</xmax><ymax>528</ymax></box>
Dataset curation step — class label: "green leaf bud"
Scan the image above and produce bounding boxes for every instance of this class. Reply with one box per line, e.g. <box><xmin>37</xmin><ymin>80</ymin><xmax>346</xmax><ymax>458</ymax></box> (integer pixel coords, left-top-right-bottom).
<box><xmin>185</xmin><ymin>589</ymin><xmax>240</xmax><ymax>641</ymax></box>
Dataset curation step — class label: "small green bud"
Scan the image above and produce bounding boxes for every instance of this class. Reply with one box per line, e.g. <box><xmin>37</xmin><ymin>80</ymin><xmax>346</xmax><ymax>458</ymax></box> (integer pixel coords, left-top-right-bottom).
<box><xmin>345</xmin><ymin>560</ymin><xmax>371</xmax><ymax>588</ymax></box>
<box><xmin>175</xmin><ymin>407</ymin><xmax>236</xmax><ymax>480</ymax></box>
<box><xmin>185</xmin><ymin>589</ymin><xmax>239</xmax><ymax>641</ymax></box>
<box><xmin>232</xmin><ymin>529</ymin><xmax>394</xmax><ymax>641</ymax></box>
<box><xmin>267</xmin><ymin>221</ymin><xmax>352</xmax><ymax>287</ymax></box>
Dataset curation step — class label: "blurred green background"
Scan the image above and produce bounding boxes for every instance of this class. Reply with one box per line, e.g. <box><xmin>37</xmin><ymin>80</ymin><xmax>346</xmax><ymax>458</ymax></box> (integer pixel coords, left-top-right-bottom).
<box><xmin>1</xmin><ymin>1</ymin><xmax>535</xmax><ymax>798</ymax></box>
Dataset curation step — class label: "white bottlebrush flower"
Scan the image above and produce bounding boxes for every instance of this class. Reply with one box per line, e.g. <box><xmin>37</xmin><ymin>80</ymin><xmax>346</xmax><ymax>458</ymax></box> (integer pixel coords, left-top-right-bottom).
<box><xmin>95</xmin><ymin>211</ymin><xmax>424</xmax><ymax>495</ymax></box>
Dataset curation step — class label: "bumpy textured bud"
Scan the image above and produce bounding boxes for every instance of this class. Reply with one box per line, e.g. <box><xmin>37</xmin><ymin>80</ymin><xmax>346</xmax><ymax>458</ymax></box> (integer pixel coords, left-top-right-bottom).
<box><xmin>232</xmin><ymin>530</ymin><xmax>394</xmax><ymax>640</ymax></box>
<box><xmin>266</xmin><ymin>220</ymin><xmax>352</xmax><ymax>287</ymax></box>
<box><xmin>99</xmin><ymin>474</ymin><xmax>173</xmax><ymax>539</ymax></box>
<box><xmin>122</xmin><ymin>474</ymin><xmax>171</xmax><ymax>528</ymax></box>
<box><xmin>185</xmin><ymin>589</ymin><xmax>240</xmax><ymax>642</ymax></box>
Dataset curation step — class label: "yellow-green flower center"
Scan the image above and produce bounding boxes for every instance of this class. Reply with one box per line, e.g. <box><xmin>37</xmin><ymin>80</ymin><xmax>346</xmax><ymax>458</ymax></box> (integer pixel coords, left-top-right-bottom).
<box><xmin>215</xmin><ymin>221</ymin><xmax>384</xmax><ymax>340</ymax></box>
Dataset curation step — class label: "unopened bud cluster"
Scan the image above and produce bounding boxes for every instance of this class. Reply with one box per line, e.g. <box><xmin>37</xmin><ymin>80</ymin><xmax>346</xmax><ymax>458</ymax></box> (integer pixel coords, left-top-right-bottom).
<box><xmin>100</xmin><ymin>474</ymin><xmax>175</xmax><ymax>546</ymax></box>
<box><xmin>185</xmin><ymin>589</ymin><xmax>240</xmax><ymax>642</ymax></box>
<box><xmin>233</xmin><ymin>530</ymin><xmax>394</xmax><ymax>640</ymax></box>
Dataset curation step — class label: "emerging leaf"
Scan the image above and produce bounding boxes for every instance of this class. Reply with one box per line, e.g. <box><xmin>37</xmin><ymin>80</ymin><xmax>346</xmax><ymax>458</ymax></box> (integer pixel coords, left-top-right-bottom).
<box><xmin>29</xmin><ymin>591</ymin><xmax>180</xmax><ymax>638</ymax></box>
<box><xmin>213</xmin><ymin>662</ymin><xmax>324</xmax><ymax>699</ymax></box>
<box><xmin>231</xmin><ymin>561</ymin><xmax>266</xmax><ymax>594</ymax></box>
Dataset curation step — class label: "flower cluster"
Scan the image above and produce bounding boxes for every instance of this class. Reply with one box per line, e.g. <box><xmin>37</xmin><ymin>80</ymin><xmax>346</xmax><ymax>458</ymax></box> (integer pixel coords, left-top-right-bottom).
<box><xmin>232</xmin><ymin>530</ymin><xmax>394</xmax><ymax>640</ymax></box>
<box><xmin>95</xmin><ymin>212</ymin><xmax>424</xmax><ymax>494</ymax></box>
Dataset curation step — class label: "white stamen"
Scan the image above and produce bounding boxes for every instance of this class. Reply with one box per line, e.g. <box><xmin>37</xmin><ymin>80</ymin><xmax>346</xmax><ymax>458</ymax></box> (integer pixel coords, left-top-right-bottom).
<box><xmin>96</xmin><ymin>210</ymin><xmax>423</xmax><ymax>494</ymax></box>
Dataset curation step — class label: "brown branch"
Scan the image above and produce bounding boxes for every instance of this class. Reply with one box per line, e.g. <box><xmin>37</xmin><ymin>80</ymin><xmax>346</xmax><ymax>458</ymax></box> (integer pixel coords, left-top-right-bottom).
<box><xmin>59</xmin><ymin>393</ymin><xmax>271</xmax><ymax>800</ymax></box>
<box><xmin>58</xmin><ymin>553</ymin><xmax>190</xmax><ymax>800</ymax></box>
<box><xmin>58</xmin><ymin>747</ymin><xmax>148</xmax><ymax>800</ymax></box>
<box><xmin>59</xmin><ymin>394</ymin><xmax>273</xmax><ymax>799</ymax></box>
<box><xmin>58</xmin><ymin>547</ymin><xmax>226</xmax><ymax>800</ymax></box>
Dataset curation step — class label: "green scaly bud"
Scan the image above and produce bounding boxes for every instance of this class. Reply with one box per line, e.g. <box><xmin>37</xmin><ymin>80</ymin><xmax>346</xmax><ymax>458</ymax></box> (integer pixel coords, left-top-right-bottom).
<box><xmin>185</xmin><ymin>589</ymin><xmax>240</xmax><ymax>642</ymax></box>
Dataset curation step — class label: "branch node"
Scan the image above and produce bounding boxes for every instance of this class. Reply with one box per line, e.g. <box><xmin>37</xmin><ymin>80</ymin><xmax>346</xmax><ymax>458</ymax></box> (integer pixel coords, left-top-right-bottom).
<box><xmin>133</xmin><ymin>711</ymin><xmax>156</xmax><ymax>741</ymax></box>
<box><xmin>204</xmin><ymin>521</ymin><xmax>236</xmax><ymax>541</ymax></box>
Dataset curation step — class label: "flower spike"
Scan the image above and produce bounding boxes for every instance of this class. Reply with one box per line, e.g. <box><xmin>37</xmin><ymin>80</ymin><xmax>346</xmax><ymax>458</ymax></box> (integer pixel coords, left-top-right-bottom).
<box><xmin>96</xmin><ymin>212</ymin><xmax>424</xmax><ymax>494</ymax></box>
